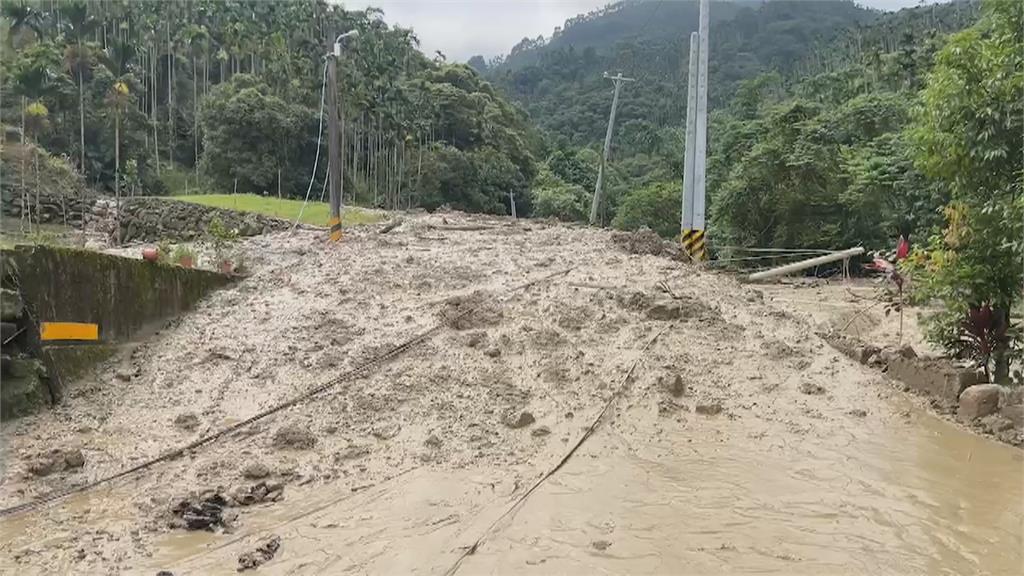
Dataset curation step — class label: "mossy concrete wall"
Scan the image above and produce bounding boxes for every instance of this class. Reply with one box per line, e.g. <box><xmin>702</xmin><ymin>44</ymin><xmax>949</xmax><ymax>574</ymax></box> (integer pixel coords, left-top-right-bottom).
<box><xmin>1</xmin><ymin>245</ymin><xmax>231</xmax><ymax>418</ymax></box>
<box><xmin>7</xmin><ymin>245</ymin><xmax>231</xmax><ymax>341</ymax></box>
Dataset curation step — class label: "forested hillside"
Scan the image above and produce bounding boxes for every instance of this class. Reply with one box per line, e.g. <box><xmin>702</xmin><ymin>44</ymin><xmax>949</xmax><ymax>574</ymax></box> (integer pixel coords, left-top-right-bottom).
<box><xmin>1</xmin><ymin>0</ymin><xmax>538</xmax><ymax>214</ymax></box>
<box><xmin>479</xmin><ymin>0</ymin><xmax>983</xmax><ymax>238</ymax></box>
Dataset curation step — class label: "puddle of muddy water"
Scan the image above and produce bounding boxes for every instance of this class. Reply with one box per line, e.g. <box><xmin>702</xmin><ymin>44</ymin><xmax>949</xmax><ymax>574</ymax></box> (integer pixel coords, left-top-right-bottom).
<box><xmin>463</xmin><ymin>405</ymin><xmax>1023</xmax><ymax>575</ymax></box>
<box><xmin>144</xmin><ymin>399</ymin><xmax>1022</xmax><ymax>576</ymax></box>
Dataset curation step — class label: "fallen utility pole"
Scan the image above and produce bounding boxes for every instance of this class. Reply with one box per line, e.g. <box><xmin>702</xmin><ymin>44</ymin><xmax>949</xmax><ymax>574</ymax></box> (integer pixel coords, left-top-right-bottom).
<box><xmin>747</xmin><ymin>247</ymin><xmax>865</xmax><ymax>282</ymax></box>
<box><xmin>590</xmin><ymin>72</ymin><xmax>635</xmax><ymax>226</ymax></box>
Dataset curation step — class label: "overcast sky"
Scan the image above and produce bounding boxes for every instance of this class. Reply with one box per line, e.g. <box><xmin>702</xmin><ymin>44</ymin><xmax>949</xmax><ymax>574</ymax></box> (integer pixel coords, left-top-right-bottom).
<box><xmin>340</xmin><ymin>0</ymin><xmax>942</xmax><ymax>61</ymax></box>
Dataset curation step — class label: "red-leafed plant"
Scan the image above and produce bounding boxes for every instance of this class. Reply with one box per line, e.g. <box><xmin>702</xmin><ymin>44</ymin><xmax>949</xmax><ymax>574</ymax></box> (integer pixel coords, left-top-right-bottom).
<box><xmin>958</xmin><ymin>304</ymin><xmax>1010</xmax><ymax>383</ymax></box>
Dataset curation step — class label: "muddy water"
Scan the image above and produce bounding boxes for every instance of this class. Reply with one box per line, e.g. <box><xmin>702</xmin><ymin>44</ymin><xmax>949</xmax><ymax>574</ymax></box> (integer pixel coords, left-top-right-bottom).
<box><xmin>151</xmin><ymin>399</ymin><xmax>1022</xmax><ymax>575</ymax></box>
<box><xmin>464</xmin><ymin>407</ymin><xmax>1022</xmax><ymax>575</ymax></box>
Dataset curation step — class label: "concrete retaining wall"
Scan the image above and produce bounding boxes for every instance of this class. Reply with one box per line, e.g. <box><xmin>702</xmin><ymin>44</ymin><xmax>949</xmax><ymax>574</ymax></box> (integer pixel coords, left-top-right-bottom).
<box><xmin>1</xmin><ymin>245</ymin><xmax>231</xmax><ymax>419</ymax></box>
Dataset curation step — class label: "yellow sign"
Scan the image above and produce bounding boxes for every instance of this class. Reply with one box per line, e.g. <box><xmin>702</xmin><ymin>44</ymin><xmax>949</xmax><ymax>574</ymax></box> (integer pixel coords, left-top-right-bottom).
<box><xmin>40</xmin><ymin>322</ymin><xmax>99</xmax><ymax>341</ymax></box>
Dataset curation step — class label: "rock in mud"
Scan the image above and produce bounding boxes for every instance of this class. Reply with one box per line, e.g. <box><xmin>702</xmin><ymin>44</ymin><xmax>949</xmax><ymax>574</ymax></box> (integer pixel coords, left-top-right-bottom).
<box><xmin>531</xmin><ymin>425</ymin><xmax>551</xmax><ymax>437</ymax></box>
<box><xmin>371</xmin><ymin>422</ymin><xmax>402</xmax><ymax>440</ymax></box>
<box><xmin>645</xmin><ymin>298</ymin><xmax>714</xmax><ymax>322</ymax></box>
<box><xmin>591</xmin><ymin>539</ymin><xmax>612</xmax><ymax>551</ymax></box>
<box><xmin>959</xmin><ymin>384</ymin><xmax>1000</xmax><ymax>421</ymax></box>
<box><xmin>230</xmin><ymin>481</ymin><xmax>285</xmax><ymax>506</ymax></box>
<box><xmin>695</xmin><ymin>402</ymin><xmax>722</xmax><ymax>416</ymax></box>
<box><xmin>762</xmin><ymin>340</ymin><xmax>796</xmax><ymax>359</ymax></box>
<box><xmin>645</xmin><ymin>302</ymin><xmax>683</xmax><ymax>321</ymax></box>
<box><xmin>174</xmin><ymin>412</ymin><xmax>200</xmax><ymax>431</ymax></box>
<box><xmin>666</xmin><ymin>374</ymin><xmax>687</xmax><ymax>398</ymax></box>
<box><xmin>979</xmin><ymin>414</ymin><xmax>1015</xmax><ymax>434</ymax></box>
<box><xmin>272</xmin><ymin>424</ymin><xmax>316</xmax><ymax>449</ymax></box>
<box><xmin>503</xmin><ymin>409</ymin><xmax>535</xmax><ymax>429</ymax></box>
<box><xmin>335</xmin><ymin>444</ymin><xmax>371</xmax><ymax>460</ymax></box>
<box><xmin>172</xmin><ymin>492</ymin><xmax>229</xmax><ymax>531</ymax></box>
<box><xmin>27</xmin><ymin>449</ymin><xmax>85</xmax><ymax>476</ymax></box>
<box><xmin>424</xmin><ymin>434</ymin><xmax>443</xmax><ymax>448</ymax></box>
<box><xmin>1001</xmin><ymin>404</ymin><xmax>1024</xmax><ymax>428</ymax></box>
<box><xmin>897</xmin><ymin>344</ymin><xmax>917</xmax><ymax>359</ymax></box>
<box><xmin>238</xmin><ymin>535</ymin><xmax>281</xmax><ymax>572</ymax></box>
<box><xmin>658</xmin><ymin>399</ymin><xmax>688</xmax><ymax>416</ymax></box>
<box><xmin>848</xmin><ymin>408</ymin><xmax>868</xmax><ymax>418</ymax></box>
<box><xmin>466</xmin><ymin>331</ymin><xmax>486</xmax><ymax>348</ymax></box>
<box><xmin>799</xmin><ymin>382</ymin><xmax>826</xmax><ymax>395</ymax></box>
<box><xmin>26</xmin><ymin>448</ymin><xmax>85</xmax><ymax>475</ymax></box>
<box><xmin>241</xmin><ymin>462</ymin><xmax>271</xmax><ymax>480</ymax></box>
<box><xmin>997</xmin><ymin>429</ymin><xmax>1021</xmax><ymax>446</ymax></box>
<box><xmin>857</xmin><ymin>345</ymin><xmax>880</xmax><ymax>365</ymax></box>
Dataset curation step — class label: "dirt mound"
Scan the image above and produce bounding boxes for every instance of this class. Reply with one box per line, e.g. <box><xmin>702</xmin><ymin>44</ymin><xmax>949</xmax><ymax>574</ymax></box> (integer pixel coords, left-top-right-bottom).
<box><xmin>438</xmin><ymin>291</ymin><xmax>502</xmax><ymax>329</ymax></box>
<box><xmin>611</xmin><ymin>227</ymin><xmax>681</xmax><ymax>259</ymax></box>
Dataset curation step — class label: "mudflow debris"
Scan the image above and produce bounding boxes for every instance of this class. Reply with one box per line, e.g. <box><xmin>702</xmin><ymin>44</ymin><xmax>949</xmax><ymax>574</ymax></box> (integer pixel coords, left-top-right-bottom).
<box><xmin>238</xmin><ymin>535</ymin><xmax>281</xmax><ymax>572</ymax></box>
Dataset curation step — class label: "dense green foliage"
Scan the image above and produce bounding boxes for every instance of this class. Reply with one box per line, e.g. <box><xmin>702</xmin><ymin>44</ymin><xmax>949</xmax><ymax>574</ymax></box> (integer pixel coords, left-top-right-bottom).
<box><xmin>903</xmin><ymin>0</ymin><xmax>1022</xmax><ymax>380</ymax></box>
<box><xmin>478</xmin><ymin>0</ymin><xmax>979</xmax><ymax>240</ymax></box>
<box><xmin>1</xmin><ymin>0</ymin><xmax>537</xmax><ymax>215</ymax></box>
<box><xmin>198</xmin><ymin>75</ymin><xmax>314</xmax><ymax>195</ymax></box>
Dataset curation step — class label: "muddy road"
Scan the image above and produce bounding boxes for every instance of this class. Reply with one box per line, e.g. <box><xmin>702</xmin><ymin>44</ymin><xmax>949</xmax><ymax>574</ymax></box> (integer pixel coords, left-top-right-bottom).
<box><xmin>1</xmin><ymin>214</ymin><xmax>1021</xmax><ymax>574</ymax></box>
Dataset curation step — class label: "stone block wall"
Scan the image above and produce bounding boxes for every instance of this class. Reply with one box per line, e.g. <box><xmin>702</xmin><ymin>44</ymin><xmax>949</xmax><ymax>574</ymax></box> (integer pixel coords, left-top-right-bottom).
<box><xmin>117</xmin><ymin>197</ymin><xmax>291</xmax><ymax>243</ymax></box>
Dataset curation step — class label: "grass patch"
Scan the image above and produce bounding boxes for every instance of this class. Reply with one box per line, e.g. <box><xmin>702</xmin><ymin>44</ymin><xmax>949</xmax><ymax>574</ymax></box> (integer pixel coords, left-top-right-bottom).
<box><xmin>0</xmin><ymin>216</ymin><xmax>75</xmax><ymax>249</ymax></box>
<box><xmin>171</xmin><ymin>194</ymin><xmax>384</xmax><ymax>227</ymax></box>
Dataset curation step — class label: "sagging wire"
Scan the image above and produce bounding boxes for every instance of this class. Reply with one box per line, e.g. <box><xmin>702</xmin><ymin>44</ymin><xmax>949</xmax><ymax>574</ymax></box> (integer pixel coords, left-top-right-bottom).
<box><xmin>290</xmin><ymin>60</ymin><xmax>329</xmax><ymax>232</ymax></box>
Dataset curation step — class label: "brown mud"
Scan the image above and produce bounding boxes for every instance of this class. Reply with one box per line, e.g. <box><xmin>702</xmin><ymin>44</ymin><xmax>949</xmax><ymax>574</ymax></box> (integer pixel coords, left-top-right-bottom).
<box><xmin>1</xmin><ymin>214</ymin><xmax>1021</xmax><ymax>575</ymax></box>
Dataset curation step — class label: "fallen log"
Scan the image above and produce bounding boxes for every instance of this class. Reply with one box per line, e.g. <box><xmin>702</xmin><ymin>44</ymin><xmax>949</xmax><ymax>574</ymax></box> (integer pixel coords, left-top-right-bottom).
<box><xmin>426</xmin><ymin>224</ymin><xmax>494</xmax><ymax>232</ymax></box>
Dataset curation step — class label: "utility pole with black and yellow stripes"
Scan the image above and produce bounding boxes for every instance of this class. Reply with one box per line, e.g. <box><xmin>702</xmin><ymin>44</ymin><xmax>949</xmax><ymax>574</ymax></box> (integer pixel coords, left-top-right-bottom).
<box><xmin>681</xmin><ymin>0</ymin><xmax>709</xmax><ymax>261</ymax></box>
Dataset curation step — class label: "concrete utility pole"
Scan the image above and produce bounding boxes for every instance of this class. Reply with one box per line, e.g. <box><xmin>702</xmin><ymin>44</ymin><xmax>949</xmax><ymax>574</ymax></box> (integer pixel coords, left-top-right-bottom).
<box><xmin>680</xmin><ymin>0</ymin><xmax>710</xmax><ymax>261</ymax></box>
<box><xmin>590</xmin><ymin>72</ymin><xmax>635</xmax><ymax>225</ymax></box>
<box><xmin>327</xmin><ymin>30</ymin><xmax>359</xmax><ymax>243</ymax></box>
<box><xmin>694</xmin><ymin>0</ymin><xmax>709</xmax><ymax>231</ymax></box>
<box><xmin>681</xmin><ymin>32</ymin><xmax>698</xmax><ymax>233</ymax></box>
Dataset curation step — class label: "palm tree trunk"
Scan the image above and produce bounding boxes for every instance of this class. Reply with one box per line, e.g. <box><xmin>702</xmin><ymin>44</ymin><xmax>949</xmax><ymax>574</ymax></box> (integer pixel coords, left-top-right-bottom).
<box><xmin>193</xmin><ymin>55</ymin><xmax>199</xmax><ymax>185</ymax></box>
<box><xmin>115</xmin><ymin>108</ymin><xmax>121</xmax><ymax>244</ymax></box>
<box><xmin>152</xmin><ymin>41</ymin><xmax>160</xmax><ymax>177</ymax></box>
<box><xmin>21</xmin><ymin>97</ymin><xmax>29</xmax><ymax>233</ymax></box>
<box><xmin>78</xmin><ymin>38</ymin><xmax>86</xmax><ymax>172</ymax></box>
<box><xmin>167</xmin><ymin>23</ymin><xmax>174</xmax><ymax>170</ymax></box>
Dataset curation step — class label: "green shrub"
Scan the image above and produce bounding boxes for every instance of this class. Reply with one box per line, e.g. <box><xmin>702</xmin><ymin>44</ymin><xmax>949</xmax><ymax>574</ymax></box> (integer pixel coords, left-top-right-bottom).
<box><xmin>611</xmin><ymin>181</ymin><xmax>680</xmax><ymax>239</ymax></box>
